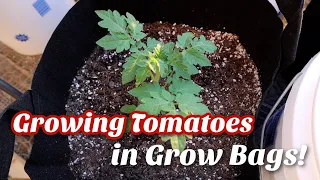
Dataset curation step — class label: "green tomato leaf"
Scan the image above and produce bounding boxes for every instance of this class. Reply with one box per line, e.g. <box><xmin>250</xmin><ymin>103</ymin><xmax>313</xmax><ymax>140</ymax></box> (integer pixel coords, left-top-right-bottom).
<box><xmin>163</xmin><ymin>42</ymin><xmax>176</xmax><ymax>55</ymax></box>
<box><xmin>96</xmin><ymin>34</ymin><xmax>131</xmax><ymax>53</ymax></box>
<box><xmin>122</xmin><ymin>55</ymin><xmax>148</xmax><ymax>84</ymax></box>
<box><xmin>130</xmin><ymin>53</ymin><xmax>148</xmax><ymax>67</ymax></box>
<box><xmin>129</xmin><ymin>83</ymin><xmax>161</xmax><ymax>100</ymax></box>
<box><xmin>130</xmin><ymin>45</ymin><xmax>139</xmax><ymax>52</ymax></box>
<box><xmin>122</xmin><ymin>66</ymin><xmax>137</xmax><ymax>84</ymax></box>
<box><xmin>191</xmin><ymin>35</ymin><xmax>217</xmax><ymax>53</ymax></box>
<box><xmin>154</xmin><ymin>45</ymin><xmax>167</xmax><ymax>60</ymax></box>
<box><xmin>97</xmin><ymin>10</ymin><xmax>127</xmax><ymax>33</ymax></box>
<box><xmin>171</xmin><ymin>60</ymin><xmax>191</xmax><ymax>79</ymax></box>
<box><xmin>145</xmin><ymin>38</ymin><xmax>161</xmax><ymax>52</ymax></box>
<box><xmin>175</xmin><ymin>93</ymin><xmax>210</xmax><ymax>115</ymax></box>
<box><xmin>182</xmin><ymin>48</ymin><xmax>211</xmax><ymax>66</ymax></box>
<box><xmin>113</xmin><ymin>10</ymin><xmax>127</xmax><ymax>30</ymax></box>
<box><xmin>185</xmin><ymin>62</ymin><xmax>199</xmax><ymax>75</ymax></box>
<box><xmin>125</xmin><ymin>12</ymin><xmax>137</xmax><ymax>23</ymax></box>
<box><xmin>167</xmin><ymin>46</ymin><xmax>180</xmax><ymax>62</ymax></box>
<box><xmin>123</xmin><ymin>56</ymin><xmax>141</xmax><ymax>69</ymax></box>
<box><xmin>133</xmin><ymin>32</ymin><xmax>147</xmax><ymax>41</ymax></box>
<box><xmin>160</xmin><ymin>102</ymin><xmax>176</xmax><ymax>112</ymax></box>
<box><xmin>125</xmin><ymin>12</ymin><xmax>146</xmax><ymax>41</ymax></box>
<box><xmin>171</xmin><ymin>135</ymin><xmax>186</xmax><ymax>152</ymax></box>
<box><xmin>161</xmin><ymin>135</ymin><xmax>187</xmax><ymax>152</ymax></box>
<box><xmin>176</xmin><ymin>32</ymin><xmax>195</xmax><ymax>49</ymax></box>
<box><xmin>169</xmin><ymin>77</ymin><xmax>201</xmax><ymax>95</ymax></box>
<box><xmin>150</xmin><ymin>91</ymin><xmax>176</xmax><ymax>113</ymax></box>
<box><xmin>95</xmin><ymin>10</ymin><xmax>113</xmax><ymax>20</ymax></box>
<box><xmin>158</xmin><ymin>59</ymin><xmax>169</xmax><ymax>78</ymax></box>
<box><xmin>136</xmin><ymin>99</ymin><xmax>162</xmax><ymax>115</ymax></box>
<box><xmin>136</xmin><ymin>67</ymin><xmax>150</xmax><ymax>86</ymax></box>
<box><xmin>166</xmin><ymin>76</ymin><xmax>173</xmax><ymax>85</ymax></box>
<box><xmin>166</xmin><ymin>109</ymin><xmax>179</xmax><ymax>115</ymax></box>
<box><xmin>160</xmin><ymin>135</ymin><xmax>172</xmax><ymax>142</ymax></box>
<box><xmin>135</xmin><ymin>103</ymin><xmax>153</xmax><ymax>114</ymax></box>
<box><xmin>135</xmin><ymin>87</ymin><xmax>176</xmax><ymax>115</ymax></box>
<box><xmin>161</xmin><ymin>89</ymin><xmax>174</xmax><ymax>101</ymax></box>
<box><xmin>120</xmin><ymin>105</ymin><xmax>137</xmax><ymax>114</ymax></box>
<box><xmin>149</xmin><ymin>91</ymin><xmax>162</xmax><ymax>99</ymax></box>
<box><xmin>141</xmin><ymin>97</ymin><xmax>169</xmax><ymax>108</ymax></box>
<box><xmin>137</xmin><ymin>41</ymin><xmax>147</xmax><ymax>49</ymax></box>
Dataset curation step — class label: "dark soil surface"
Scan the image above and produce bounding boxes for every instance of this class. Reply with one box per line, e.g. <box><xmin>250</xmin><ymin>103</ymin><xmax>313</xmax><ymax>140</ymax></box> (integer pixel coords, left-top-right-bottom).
<box><xmin>66</xmin><ymin>22</ymin><xmax>262</xmax><ymax>180</ymax></box>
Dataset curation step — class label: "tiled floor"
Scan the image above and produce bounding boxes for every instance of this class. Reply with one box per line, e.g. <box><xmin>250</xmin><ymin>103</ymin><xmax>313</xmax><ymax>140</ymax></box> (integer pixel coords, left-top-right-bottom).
<box><xmin>0</xmin><ymin>41</ymin><xmax>40</xmax><ymax>159</ymax></box>
<box><xmin>0</xmin><ymin>41</ymin><xmax>40</xmax><ymax>111</ymax></box>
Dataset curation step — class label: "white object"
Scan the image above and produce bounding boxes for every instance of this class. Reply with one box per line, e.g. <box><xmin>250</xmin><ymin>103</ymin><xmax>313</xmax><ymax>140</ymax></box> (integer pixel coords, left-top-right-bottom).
<box><xmin>268</xmin><ymin>0</ymin><xmax>281</xmax><ymax>14</ymax></box>
<box><xmin>262</xmin><ymin>51</ymin><xmax>320</xmax><ymax>180</ymax></box>
<box><xmin>0</xmin><ymin>0</ymin><xmax>75</xmax><ymax>55</ymax></box>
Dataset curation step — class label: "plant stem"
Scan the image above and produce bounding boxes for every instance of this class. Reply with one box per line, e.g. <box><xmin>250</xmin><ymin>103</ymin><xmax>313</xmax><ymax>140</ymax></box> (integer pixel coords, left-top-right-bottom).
<box><xmin>154</xmin><ymin>69</ymin><xmax>160</xmax><ymax>82</ymax></box>
<box><xmin>153</xmin><ymin>58</ymin><xmax>161</xmax><ymax>82</ymax></box>
<box><xmin>150</xmin><ymin>71</ymin><xmax>156</xmax><ymax>81</ymax></box>
<box><xmin>167</xmin><ymin>51</ymin><xmax>184</xmax><ymax>65</ymax></box>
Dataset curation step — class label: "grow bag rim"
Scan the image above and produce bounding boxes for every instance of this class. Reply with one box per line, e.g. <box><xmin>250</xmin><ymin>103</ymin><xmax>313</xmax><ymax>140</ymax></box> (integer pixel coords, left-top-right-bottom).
<box><xmin>31</xmin><ymin>0</ymin><xmax>284</xmax><ymax>111</ymax></box>
<box><xmin>10</xmin><ymin>0</ymin><xmax>291</xmax><ymax>179</ymax></box>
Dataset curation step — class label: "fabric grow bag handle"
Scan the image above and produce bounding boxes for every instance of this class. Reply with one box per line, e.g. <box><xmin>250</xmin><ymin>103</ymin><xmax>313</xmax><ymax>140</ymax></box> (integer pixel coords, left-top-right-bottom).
<box><xmin>276</xmin><ymin>0</ymin><xmax>304</xmax><ymax>21</ymax></box>
<box><xmin>0</xmin><ymin>91</ymin><xmax>33</xmax><ymax>179</ymax></box>
<box><xmin>0</xmin><ymin>90</ymin><xmax>75</xmax><ymax>179</ymax></box>
<box><xmin>276</xmin><ymin>0</ymin><xmax>304</xmax><ymax>72</ymax></box>
<box><xmin>0</xmin><ymin>78</ymin><xmax>22</xmax><ymax>100</ymax></box>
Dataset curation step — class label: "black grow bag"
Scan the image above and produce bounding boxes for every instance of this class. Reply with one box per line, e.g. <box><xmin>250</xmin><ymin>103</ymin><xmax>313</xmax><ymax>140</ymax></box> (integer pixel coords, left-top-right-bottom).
<box><xmin>0</xmin><ymin>0</ymin><xmax>304</xmax><ymax>179</ymax></box>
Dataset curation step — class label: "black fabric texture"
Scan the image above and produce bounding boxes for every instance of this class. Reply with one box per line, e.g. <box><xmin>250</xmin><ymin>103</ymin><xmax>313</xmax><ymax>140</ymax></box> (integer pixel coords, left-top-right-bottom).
<box><xmin>0</xmin><ymin>0</ymin><xmax>305</xmax><ymax>179</ymax></box>
<box><xmin>251</xmin><ymin>0</ymin><xmax>304</xmax><ymax>141</ymax></box>
<box><xmin>254</xmin><ymin>0</ymin><xmax>320</xmax><ymax>149</ymax></box>
<box><xmin>276</xmin><ymin>0</ymin><xmax>304</xmax><ymax>21</ymax></box>
<box><xmin>282</xmin><ymin>0</ymin><xmax>320</xmax><ymax>81</ymax></box>
<box><xmin>249</xmin><ymin>1</ymin><xmax>320</xmax><ymax>178</ymax></box>
<box><xmin>278</xmin><ymin>1</ymin><xmax>303</xmax><ymax>72</ymax></box>
<box><xmin>253</xmin><ymin>75</ymin><xmax>289</xmax><ymax>147</ymax></box>
<box><xmin>0</xmin><ymin>91</ymin><xmax>34</xmax><ymax>179</ymax></box>
<box><xmin>0</xmin><ymin>90</ymin><xmax>75</xmax><ymax>179</ymax></box>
